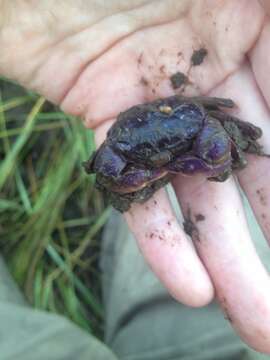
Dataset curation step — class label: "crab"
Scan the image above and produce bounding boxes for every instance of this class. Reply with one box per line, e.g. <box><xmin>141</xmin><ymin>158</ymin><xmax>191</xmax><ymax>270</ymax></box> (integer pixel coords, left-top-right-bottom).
<box><xmin>84</xmin><ymin>95</ymin><xmax>263</xmax><ymax>212</ymax></box>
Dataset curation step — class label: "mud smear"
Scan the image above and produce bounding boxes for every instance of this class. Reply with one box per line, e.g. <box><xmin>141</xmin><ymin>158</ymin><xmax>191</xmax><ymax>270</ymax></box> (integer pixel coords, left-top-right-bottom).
<box><xmin>170</xmin><ymin>72</ymin><xmax>189</xmax><ymax>89</ymax></box>
<box><xmin>190</xmin><ymin>48</ymin><xmax>208</xmax><ymax>66</ymax></box>
<box><xmin>140</xmin><ymin>77</ymin><xmax>149</xmax><ymax>86</ymax></box>
<box><xmin>195</xmin><ymin>213</ymin><xmax>205</xmax><ymax>222</ymax></box>
<box><xmin>183</xmin><ymin>208</ymin><xmax>200</xmax><ymax>242</ymax></box>
<box><xmin>256</xmin><ymin>188</ymin><xmax>267</xmax><ymax>206</ymax></box>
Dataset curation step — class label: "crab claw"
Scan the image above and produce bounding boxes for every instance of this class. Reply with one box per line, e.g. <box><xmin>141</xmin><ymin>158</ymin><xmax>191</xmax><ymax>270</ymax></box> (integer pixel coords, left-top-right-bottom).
<box><xmin>85</xmin><ymin>144</ymin><xmax>127</xmax><ymax>178</ymax></box>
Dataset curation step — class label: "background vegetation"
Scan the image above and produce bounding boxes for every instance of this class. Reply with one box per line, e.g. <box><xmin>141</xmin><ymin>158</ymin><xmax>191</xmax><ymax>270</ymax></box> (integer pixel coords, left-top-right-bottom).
<box><xmin>0</xmin><ymin>78</ymin><xmax>109</xmax><ymax>338</ymax></box>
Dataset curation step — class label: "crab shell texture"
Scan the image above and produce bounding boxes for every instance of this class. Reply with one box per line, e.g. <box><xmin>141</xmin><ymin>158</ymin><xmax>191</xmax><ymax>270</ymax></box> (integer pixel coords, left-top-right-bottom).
<box><xmin>84</xmin><ymin>95</ymin><xmax>262</xmax><ymax>211</ymax></box>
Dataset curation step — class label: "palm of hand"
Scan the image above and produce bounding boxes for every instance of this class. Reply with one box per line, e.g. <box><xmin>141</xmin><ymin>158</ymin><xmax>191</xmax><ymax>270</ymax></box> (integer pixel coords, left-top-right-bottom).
<box><xmin>4</xmin><ymin>0</ymin><xmax>270</xmax><ymax>352</ymax></box>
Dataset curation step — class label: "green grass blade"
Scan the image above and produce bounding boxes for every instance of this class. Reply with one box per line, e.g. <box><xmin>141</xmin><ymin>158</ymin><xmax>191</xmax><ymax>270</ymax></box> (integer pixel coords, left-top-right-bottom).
<box><xmin>15</xmin><ymin>171</ymin><xmax>32</xmax><ymax>213</ymax></box>
<box><xmin>46</xmin><ymin>244</ymin><xmax>103</xmax><ymax>319</ymax></box>
<box><xmin>0</xmin><ymin>97</ymin><xmax>45</xmax><ymax>189</ymax></box>
<box><xmin>0</xmin><ymin>95</ymin><xmax>33</xmax><ymax>112</ymax></box>
<box><xmin>0</xmin><ymin>199</ymin><xmax>22</xmax><ymax>212</ymax></box>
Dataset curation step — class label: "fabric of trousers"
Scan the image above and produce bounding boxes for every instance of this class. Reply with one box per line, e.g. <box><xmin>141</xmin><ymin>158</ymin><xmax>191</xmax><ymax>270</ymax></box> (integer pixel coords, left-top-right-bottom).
<box><xmin>0</xmin><ymin>195</ymin><xmax>269</xmax><ymax>360</ymax></box>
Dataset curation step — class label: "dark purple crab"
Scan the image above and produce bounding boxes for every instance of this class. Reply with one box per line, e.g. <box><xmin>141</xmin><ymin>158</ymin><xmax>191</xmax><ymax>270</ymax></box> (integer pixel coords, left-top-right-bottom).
<box><xmin>84</xmin><ymin>95</ymin><xmax>263</xmax><ymax>212</ymax></box>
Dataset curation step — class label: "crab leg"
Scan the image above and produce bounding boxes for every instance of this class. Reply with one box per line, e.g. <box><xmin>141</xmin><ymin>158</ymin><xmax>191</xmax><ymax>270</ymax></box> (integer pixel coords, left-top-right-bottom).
<box><xmin>209</xmin><ymin>110</ymin><xmax>262</xmax><ymax>140</ymax></box>
<box><xmin>102</xmin><ymin>167</ymin><xmax>168</xmax><ymax>194</ymax></box>
<box><xmin>154</xmin><ymin>95</ymin><xmax>235</xmax><ymax>111</ymax></box>
<box><xmin>181</xmin><ymin>96</ymin><xmax>235</xmax><ymax>109</ymax></box>
<box><xmin>166</xmin><ymin>154</ymin><xmax>232</xmax><ymax>178</ymax></box>
<box><xmin>172</xmin><ymin>95</ymin><xmax>235</xmax><ymax>109</ymax></box>
<box><xmin>208</xmin><ymin>110</ymin><xmax>264</xmax><ymax>156</ymax></box>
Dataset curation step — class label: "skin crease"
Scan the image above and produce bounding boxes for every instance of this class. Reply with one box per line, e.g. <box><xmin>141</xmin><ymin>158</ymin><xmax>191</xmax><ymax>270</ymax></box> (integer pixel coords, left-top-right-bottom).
<box><xmin>1</xmin><ymin>0</ymin><xmax>270</xmax><ymax>353</ymax></box>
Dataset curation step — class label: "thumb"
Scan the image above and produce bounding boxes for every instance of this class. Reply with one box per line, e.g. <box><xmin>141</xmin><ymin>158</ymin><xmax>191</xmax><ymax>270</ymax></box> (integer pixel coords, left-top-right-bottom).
<box><xmin>259</xmin><ymin>0</ymin><xmax>270</xmax><ymax>16</ymax></box>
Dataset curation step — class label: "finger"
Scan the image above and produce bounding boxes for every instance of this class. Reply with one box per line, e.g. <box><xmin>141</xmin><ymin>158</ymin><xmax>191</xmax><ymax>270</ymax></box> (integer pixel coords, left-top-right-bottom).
<box><xmin>209</xmin><ymin>62</ymin><xmax>270</xmax><ymax>245</ymax></box>
<box><xmin>94</xmin><ymin>119</ymin><xmax>214</xmax><ymax>307</ymax></box>
<box><xmin>173</xmin><ymin>174</ymin><xmax>270</xmax><ymax>353</ymax></box>
<box><xmin>250</xmin><ymin>20</ymin><xmax>270</xmax><ymax>107</ymax></box>
<box><xmin>125</xmin><ymin>188</ymin><xmax>214</xmax><ymax>307</ymax></box>
<box><xmin>259</xmin><ymin>0</ymin><xmax>270</xmax><ymax>15</ymax></box>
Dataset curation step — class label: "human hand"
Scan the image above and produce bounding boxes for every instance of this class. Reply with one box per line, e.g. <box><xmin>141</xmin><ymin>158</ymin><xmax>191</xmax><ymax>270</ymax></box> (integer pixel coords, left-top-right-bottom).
<box><xmin>1</xmin><ymin>0</ymin><xmax>270</xmax><ymax>353</ymax></box>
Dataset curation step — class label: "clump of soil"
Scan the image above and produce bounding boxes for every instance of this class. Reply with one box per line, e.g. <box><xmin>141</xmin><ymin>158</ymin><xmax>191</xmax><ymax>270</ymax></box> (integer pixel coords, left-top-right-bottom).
<box><xmin>195</xmin><ymin>213</ymin><xmax>205</xmax><ymax>222</ymax></box>
<box><xmin>170</xmin><ymin>72</ymin><xmax>189</xmax><ymax>89</ymax></box>
<box><xmin>183</xmin><ymin>208</ymin><xmax>200</xmax><ymax>241</ymax></box>
<box><xmin>191</xmin><ymin>48</ymin><xmax>208</xmax><ymax>66</ymax></box>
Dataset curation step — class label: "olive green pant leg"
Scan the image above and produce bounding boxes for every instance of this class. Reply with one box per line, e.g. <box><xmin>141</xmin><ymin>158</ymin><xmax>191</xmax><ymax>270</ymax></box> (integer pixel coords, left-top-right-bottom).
<box><xmin>0</xmin><ymin>256</ymin><xmax>27</xmax><ymax>306</ymax></box>
<box><xmin>100</xmin><ymin>197</ymin><xmax>269</xmax><ymax>360</ymax></box>
<box><xmin>0</xmin><ymin>256</ymin><xmax>118</xmax><ymax>360</ymax></box>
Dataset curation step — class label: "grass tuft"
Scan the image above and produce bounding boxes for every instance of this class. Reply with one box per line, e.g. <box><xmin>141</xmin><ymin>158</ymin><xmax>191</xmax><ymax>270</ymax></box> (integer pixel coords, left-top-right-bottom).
<box><xmin>0</xmin><ymin>79</ymin><xmax>109</xmax><ymax>337</ymax></box>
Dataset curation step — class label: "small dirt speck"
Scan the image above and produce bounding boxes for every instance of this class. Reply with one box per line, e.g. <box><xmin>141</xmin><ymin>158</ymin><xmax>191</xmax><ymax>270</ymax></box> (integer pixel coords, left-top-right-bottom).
<box><xmin>220</xmin><ymin>297</ymin><xmax>233</xmax><ymax>323</ymax></box>
<box><xmin>183</xmin><ymin>208</ymin><xmax>200</xmax><ymax>241</ymax></box>
<box><xmin>151</xmin><ymin>88</ymin><xmax>156</xmax><ymax>94</ymax></box>
<box><xmin>191</xmin><ymin>48</ymin><xmax>208</xmax><ymax>66</ymax></box>
<box><xmin>224</xmin><ymin>310</ymin><xmax>233</xmax><ymax>323</ymax></box>
<box><xmin>195</xmin><ymin>213</ymin><xmax>205</xmax><ymax>222</ymax></box>
<box><xmin>167</xmin><ymin>221</ymin><xmax>171</xmax><ymax>226</ymax></box>
<box><xmin>140</xmin><ymin>77</ymin><xmax>149</xmax><ymax>86</ymax></box>
<box><xmin>138</xmin><ymin>52</ymin><xmax>143</xmax><ymax>65</ymax></box>
<box><xmin>150</xmin><ymin>233</ymin><xmax>154</xmax><ymax>239</ymax></box>
<box><xmin>262</xmin><ymin>213</ymin><xmax>266</xmax><ymax>219</ymax></box>
<box><xmin>159</xmin><ymin>65</ymin><xmax>166</xmax><ymax>74</ymax></box>
<box><xmin>170</xmin><ymin>72</ymin><xmax>188</xmax><ymax>89</ymax></box>
<box><xmin>177</xmin><ymin>51</ymin><xmax>182</xmax><ymax>57</ymax></box>
<box><xmin>256</xmin><ymin>188</ymin><xmax>267</xmax><ymax>206</ymax></box>
<box><xmin>154</xmin><ymin>200</ymin><xmax>157</xmax><ymax>205</ymax></box>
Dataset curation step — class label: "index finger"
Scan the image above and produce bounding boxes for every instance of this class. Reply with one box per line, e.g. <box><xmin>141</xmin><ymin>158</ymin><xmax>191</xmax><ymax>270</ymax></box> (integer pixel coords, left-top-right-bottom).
<box><xmin>125</xmin><ymin>188</ymin><xmax>214</xmax><ymax>307</ymax></box>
